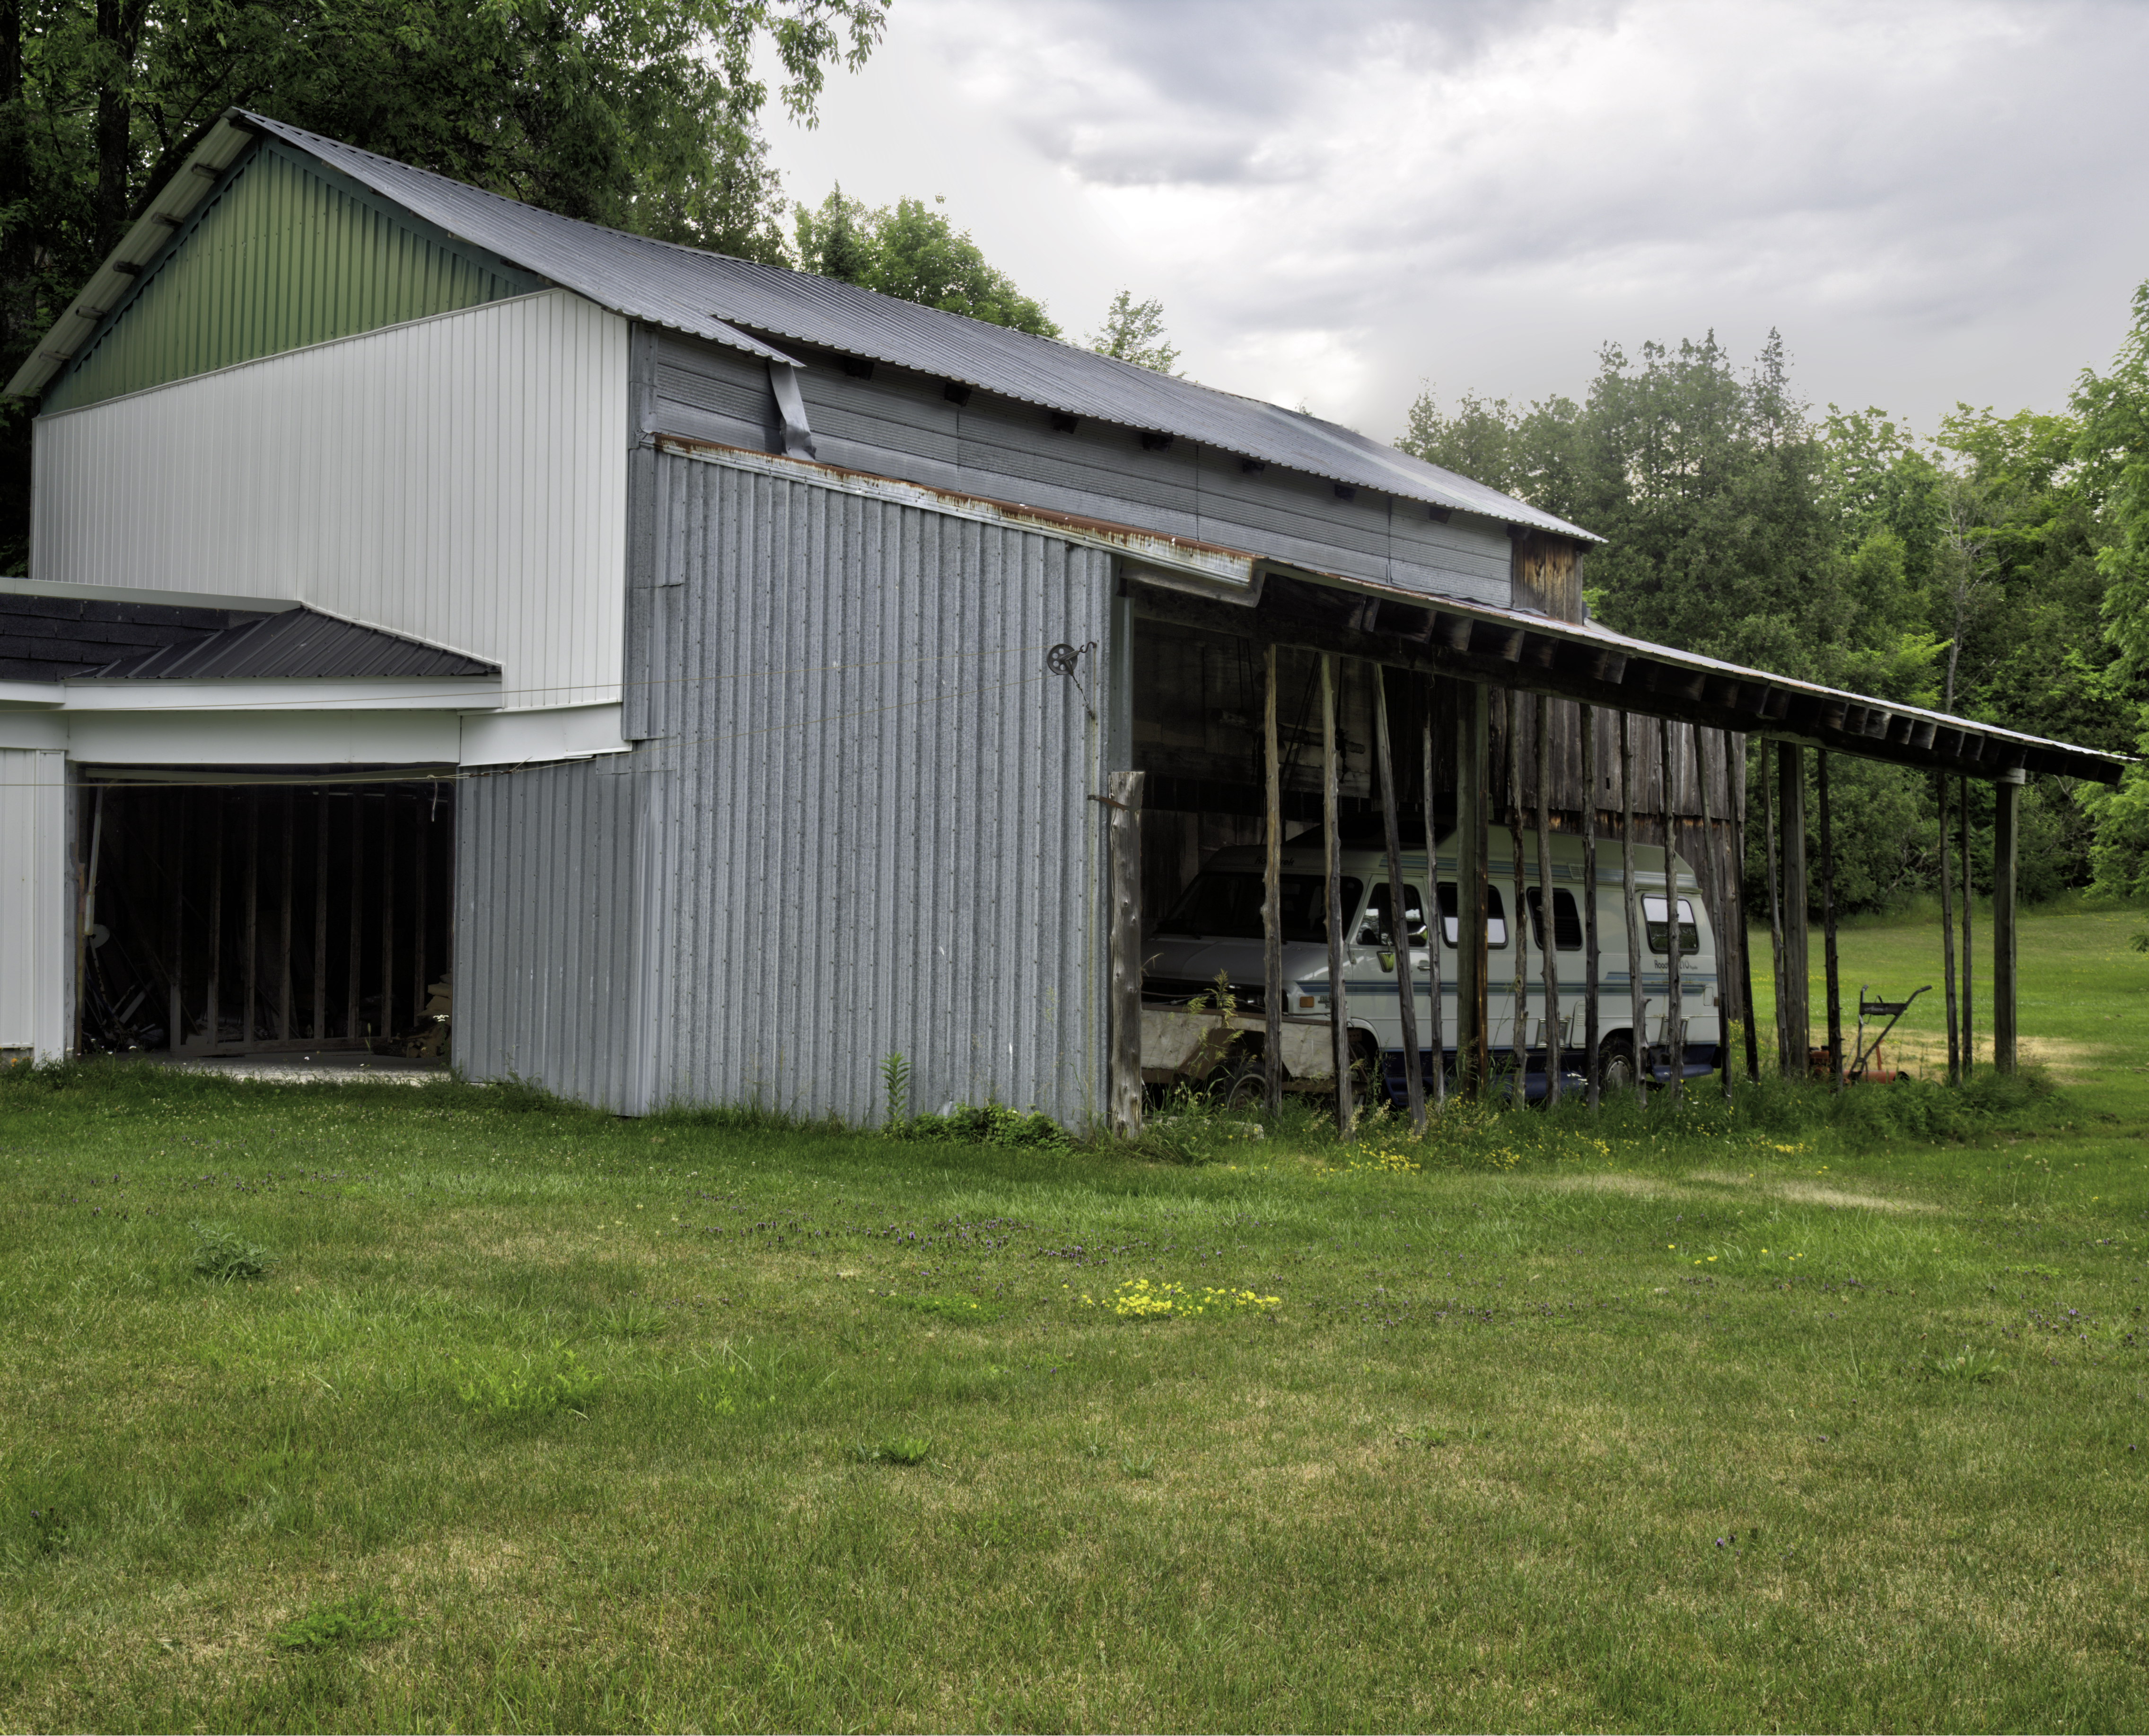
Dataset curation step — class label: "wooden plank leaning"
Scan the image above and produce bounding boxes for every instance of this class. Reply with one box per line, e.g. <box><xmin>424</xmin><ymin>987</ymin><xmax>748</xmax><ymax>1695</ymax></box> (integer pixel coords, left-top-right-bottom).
<box><xmin>1106</xmin><ymin>768</ymin><xmax>1146</xmax><ymax>1138</ymax></box>
<box><xmin>1321</xmin><ymin>655</ymin><xmax>1354</xmax><ymax>1134</ymax></box>
<box><xmin>1374</xmin><ymin>666</ymin><xmax>1425</xmax><ymax>1132</ymax></box>
<box><xmin>1263</xmin><ymin>646</ymin><xmax>1284</xmax><ymax>1115</ymax></box>
<box><xmin>1535</xmin><ymin>693</ymin><xmax>1561</xmax><ymax>1106</ymax></box>
<box><xmin>1422</xmin><ymin>691</ymin><xmax>1447</xmax><ymax>1107</ymax></box>
<box><xmin>1619</xmin><ymin>712</ymin><xmax>1646</xmax><ymax>1105</ymax></box>
<box><xmin>1581</xmin><ymin>704</ymin><xmax>1601</xmax><ymax>1108</ymax></box>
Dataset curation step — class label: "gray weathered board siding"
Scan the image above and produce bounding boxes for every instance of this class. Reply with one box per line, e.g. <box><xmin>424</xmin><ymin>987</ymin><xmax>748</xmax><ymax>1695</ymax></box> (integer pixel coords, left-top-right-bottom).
<box><xmin>649</xmin><ymin>329</ymin><xmax>1517</xmax><ymax>607</ymax></box>
<box><xmin>454</xmin><ymin>755</ymin><xmax>646</xmax><ymax>1109</ymax></box>
<box><xmin>628</xmin><ymin>449</ymin><xmax>1113</xmax><ymax>1124</ymax></box>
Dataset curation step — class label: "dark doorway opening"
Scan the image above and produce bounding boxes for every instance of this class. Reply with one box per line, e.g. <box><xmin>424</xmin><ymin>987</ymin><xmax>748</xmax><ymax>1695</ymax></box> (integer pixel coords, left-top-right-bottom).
<box><xmin>78</xmin><ymin>776</ymin><xmax>456</xmax><ymax>1058</ymax></box>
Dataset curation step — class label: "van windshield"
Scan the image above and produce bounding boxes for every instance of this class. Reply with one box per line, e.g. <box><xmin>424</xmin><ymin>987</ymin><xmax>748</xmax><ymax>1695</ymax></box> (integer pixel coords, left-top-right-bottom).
<box><xmin>1155</xmin><ymin>873</ymin><xmax>1361</xmax><ymax>943</ymax></box>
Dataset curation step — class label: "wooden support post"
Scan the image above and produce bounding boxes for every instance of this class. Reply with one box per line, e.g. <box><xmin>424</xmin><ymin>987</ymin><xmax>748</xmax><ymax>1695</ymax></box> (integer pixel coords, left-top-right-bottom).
<box><xmin>1107</xmin><ymin>768</ymin><xmax>1146</xmax><ymax>1140</ymax></box>
<box><xmin>1375</xmin><ymin>666</ymin><xmax>1425</xmax><ymax>1132</ymax></box>
<box><xmin>278</xmin><ymin>789</ymin><xmax>293</xmax><ymax>1043</ymax></box>
<box><xmin>1660</xmin><ymin>717</ymin><xmax>1684</xmax><ymax>1098</ymax></box>
<box><xmin>1960</xmin><ymin>777</ymin><xmax>1974</xmax><ymax>1077</ymax></box>
<box><xmin>168</xmin><ymin>796</ymin><xmax>184</xmax><ymax>1052</ymax></box>
<box><xmin>1507</xmin><ymin>688</ymin><xmax>1527</xmax><ymax>1101</ymax></box>
<box><xmin>414</xmin><ymin>799</ymin><xmax>429</xmax><ymax>1030</ymax></box>
<box><xmin>206</xmin><ymin>795</ymin><xmax>224</xmax><ymax>1051</ymax></box>
<box><xmin>1619</xmin><ymin>712</ymin><xmax>1646</xmax><ymax>1105</ymax></box>
<box><xmin>1456</xmin><ymin>684</ymin><xmax>1490</xmax><ymax>1097</ymax></box>
<box><xmin>313</xmin><ymin>797</ymin><xmax>328</xmax><ymax>1042</ymax></box>
<box><xmin>244</xmin><ymin>790</ymin><xmax>260</xmax><ymax>1050</ymax></box>
<box><xmin>1938</xmin><ymin>768</ymin><xmax>1959</xmax><ymax>1084</ymax></box>
<box><xmin>1762</xmin><ymin>743</ymin><xmax>1786</xmax><ymax>1074</ymax></box>
<box><xmin>1732</xmin><ymin>733</ymin><xmax>1759</xmax><ymax>1083</ymax></box>
<box><xmin>380</xmin><ymin>796</ymin><xmax>396</xmax><ymax>1046</ymax></box>
<box><xmin>1697</xmin><ymin>727</ymin><xmax>1732</xmax><ymax>1102</ymax></box>
<box><xmin>1993</xmin><ymin>770</ymin><xmax>2020</xmax><ymax>1074</ymax></box>
<box><xmin>1581</xmin><ymin>704</ymin><xmax>1601</xmax><ymax>1108</ymax></box>
<box><xmin>346</xmin><ymin>798</ymin><xmax>362</xmax><ymax>1043</ymax></box>
<box><xmin>1819</xmin><ymin>752</ymin><xmax>1843</xmax><ymax>1090</ymax></box>
<box><xmin>1322</xmin><ymin>655</ymin><xmax>1355</xmax><ymax>1134</ymax></box>
<box><xmin>1422</xmin><ymin>692</ymin><xmax>1446</xmax><ymax>1107</ymax></box>
<box><xmin>1779</xmin><ymin>744</ymin><xmax>1810</xmax><ymax>1073</ymax></box>
<box><xmin>1535</xmin><ymin>693</ymin><xmax>1561</xmax><ymax>1107</ymax></box>
<box><xmin>1263</xmin><ymin>646</ymin><xmax>1285</xmax><ymax>1115</ymax></box>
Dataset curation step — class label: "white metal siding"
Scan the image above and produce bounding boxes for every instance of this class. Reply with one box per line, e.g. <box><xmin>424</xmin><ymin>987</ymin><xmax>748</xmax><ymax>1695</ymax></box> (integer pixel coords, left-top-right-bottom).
<box><xmin>0</xmin><ymin>750</ymin><xmax>71</xmax><ymax>1058</ymax></box>
<box><xmin>30</xmin><ymin>289</ymin><xmax>628</xmax><ymax>712</ymax></box>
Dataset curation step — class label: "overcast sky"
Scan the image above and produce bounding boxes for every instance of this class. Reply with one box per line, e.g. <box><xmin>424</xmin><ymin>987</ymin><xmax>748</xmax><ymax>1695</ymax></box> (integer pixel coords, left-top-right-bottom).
<box><xmin>760</xmin><ymin>0</ymin><xmax>2149</xmax><ymax>445</ymax></box>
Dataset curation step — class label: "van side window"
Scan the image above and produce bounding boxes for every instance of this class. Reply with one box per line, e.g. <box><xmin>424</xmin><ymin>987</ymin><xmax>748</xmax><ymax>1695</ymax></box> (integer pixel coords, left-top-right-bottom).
<box><xmin>1435</xmin><ymin>883</ymin><xmax>1507</xmax><ymax>949</ymax></box>
<box><xmin>1642</xmin><ymin>894</ymin><xmax>1700</xmax><ymax>954</ymax></box>
<box><xmin>1357</xmin><ymin>885</ymin><xmax>1427</xmax><ymax>947</ymax></box>
<box><xmin>1525</xmin><ymin>887</ymin><xmax>1584</xmax><ymax>951</ymax></box>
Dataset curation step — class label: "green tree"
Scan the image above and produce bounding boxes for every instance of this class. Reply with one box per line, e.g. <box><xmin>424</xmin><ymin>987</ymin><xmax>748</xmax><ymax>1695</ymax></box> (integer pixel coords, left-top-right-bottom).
<box><xmin>794</xmin><ymin>187</ymin><xmax>1058</xmax><ymax>336</ymax></box>
<box><xmin>0</xmin><ymin>0</ymin><xmax>887</xmax><ymax>570</ymax></box>
<box><xmin>2072</xmin><ymin>281</ymin><xmax>2149</xmax><ymax>897</ymax></box>
<box><xmin>1087</xmin><ymin>290</ymin><xmax>1179</xmax><ymax>375</ymax></box>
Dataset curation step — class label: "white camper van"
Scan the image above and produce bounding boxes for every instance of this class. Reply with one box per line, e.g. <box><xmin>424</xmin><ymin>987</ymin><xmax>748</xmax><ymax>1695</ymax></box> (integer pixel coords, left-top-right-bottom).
<box><xmin>1141</xmin><ymin>833</ymin><xmax>1721</xmax><ymax>1102</ymax></box>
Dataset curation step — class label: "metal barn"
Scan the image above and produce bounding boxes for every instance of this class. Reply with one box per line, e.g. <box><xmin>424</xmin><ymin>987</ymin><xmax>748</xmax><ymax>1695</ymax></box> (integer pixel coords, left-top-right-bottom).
<box><xmin>2</xmin><ymin>110</ymin><xmax>2127</xmax><ymax>1120</ymax></box>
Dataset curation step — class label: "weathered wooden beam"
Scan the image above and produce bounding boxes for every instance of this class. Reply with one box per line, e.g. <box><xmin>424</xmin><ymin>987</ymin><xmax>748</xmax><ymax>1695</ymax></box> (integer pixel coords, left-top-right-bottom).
<box><xmin>244</xmin><ymin>791</ymin><xmax>260</xmax><ymax>1051</ymax></box>
<box><xmin>206</xmin><ymin>795</ymin><xmax>224</xmax><ymax>1054</ymax></box>
<box><xmin>1581</xmin><ymin>703</ymin><xmax>1601</xmax><ymax>1108</ymax></box>
<box><xmin>1993</xmin><ymin>769</ymin><xmax>2020</xmax><ymax>1074</ymax></box>
<box><xmin>1107</xmin><ymin>768</ymin><xmax>1146</xmax><ymax>1139</ymax></box>
<box><xmin>1375</xmin><ymin>667</ymin><xmax>1425</xmax><ymax>1131</ymax></box>
<box><xmin>1535</xmin><ymin>693</ymin><xmax>1561</xmax><ymax>1106</ymax></box>
<box><xmin>1620</xmin><ymin>711</ymin><xmax>1646</xmax><ymax>1106</ymax></box>
<box><xmin>1820</xmin><ymin>751</ymin><xmax>1843</xmax><ymax>1091</ymax></box>
<box><xmin>1128</xmin><ymin>581</ymin><xmax>2112</xmax><ymax>786</ymax></box>
<box><xmin>345</xmin><ymin>798</ymin><xmax>361</xmax><ymax>1044</ymax></box>
<box><xmin>1779</xmin><ymin>745</ymin><xmax>1811</xmax><ymax>1072</ymax></box>
<box><xmin>1763</xmin><ymin>741</ymin><xmax>1788</xmax><ymax>1075</ymax></box>
<box><xmin>1960</xmin><ymin>775</ymin><xmax>1974</xmax><ymax>1078</ymax></box>
<box><xmin>1734</xmin><ymin>731</ymin><xmax>1759</xmax><ymax>1083</ymax></box>
<box><xmin>1457</xmin><ymin>685</ymin><xmax>1490</xmax><ymax>1097</ymax></box>
<box><xmin>380</xmin><ymin>797</ymin><xmax>396</xmax><ymax>1047</ymax></box>
<box><xmin>313</xmin><ymin>798</ymin><xmax>328</xmax><ymax>1042</ymax></box>
<box><xmin>278</xmin><ymin>789</ymin><xmax>293</xmax><ymax>1043</ymax></box>
<box><xmin>1938</xmin><ymin>767</ymin><xmax>1959</xmax><ymax>1084</ymax></box>
<box><xmin>1659</xmin><ymin>716</ymin><xmax>1684</xmax><ymax>1098</ymax></box>
<box><xmin>1422</xmin><ymin>688</ymin><xmax>1446</xmax><ymax>1107</ymax></box>
<box><xmin>413</xmin><ymin>798</ymin><xmax>429</xmax><ymax>1031</ymax></box>
<box><xmin>1508</xmin><ymin>688</ymin><xmax>1528</xmax><ymax>1102</ymax></box>
<box><xmin>168</xmin><ymin>797</ymin><xmax>184</xmax><ymax>1052</ymax></box>
<box><xmin>1263</xmin><ymin>646</ymin><xmax>1284</xmax><ymax>1115</ymax></box>
<box><xmin>1322</xmin><ymin>655</ymin><xmax>1354</xmax><ymax>1132</ymax></box>
<box><xmin>1698</xmin><ymin>726</ymin><xmax>1732</xmax><ymax>1103</ymax></box>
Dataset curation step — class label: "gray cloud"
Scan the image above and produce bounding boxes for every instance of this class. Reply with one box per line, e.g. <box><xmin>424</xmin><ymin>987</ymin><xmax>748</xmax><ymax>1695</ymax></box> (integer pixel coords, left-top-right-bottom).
<box><xmin>770</xmin><ymin>0</ymin><xmax>2149</xmax><ymax>438</ymax></box>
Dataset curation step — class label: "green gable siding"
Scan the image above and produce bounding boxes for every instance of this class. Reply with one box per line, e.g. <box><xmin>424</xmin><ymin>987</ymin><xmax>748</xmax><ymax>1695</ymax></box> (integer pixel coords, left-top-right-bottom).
<box><xmin>45</xmin><ymin>142</ymin><xmax>539</xmax><ymax>413</ymax></box>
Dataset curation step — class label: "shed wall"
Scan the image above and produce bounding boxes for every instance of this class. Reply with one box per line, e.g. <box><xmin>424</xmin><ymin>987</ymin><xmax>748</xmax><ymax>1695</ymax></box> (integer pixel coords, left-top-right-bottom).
<box><xmin>634</xmin><ymin>448</ymin><xmax>1112</xmax><ymax>1125</ymax></box>
<box><xmin>649</xmin><ymin>331</ymin><xmax>1517</xmax><ymax>609</ymax></box>
<box><xmin>0</xmin><ymin>749</ymin><xmax>71</xmax><ymax>1059</ymax></box>
<box><xmin>453</xmin><ymin>757</ymin><xmax>648</xmax><ymax>1110</ymax></box>
<box><xmin>31</xmin><ymin>289</ymin><xmax>628</xmax><ymax>712</ymax></box>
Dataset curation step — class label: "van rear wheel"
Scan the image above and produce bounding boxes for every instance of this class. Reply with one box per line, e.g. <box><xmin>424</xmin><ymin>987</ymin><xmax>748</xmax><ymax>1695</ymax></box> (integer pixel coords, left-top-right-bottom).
<box><xmin>1599</xmin><ymin>1032</ymin><xmax>1642</xmax><ymax>1095</ymax></box>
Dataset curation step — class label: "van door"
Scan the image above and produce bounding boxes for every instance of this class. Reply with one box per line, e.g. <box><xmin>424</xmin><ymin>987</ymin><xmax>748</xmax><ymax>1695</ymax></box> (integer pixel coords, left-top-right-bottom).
<box><xmin>1524</xmin><ymin>883</ymin><xmax>1587</xmax><ymax>1063</ymax></box>
<box><xmin>1357</xmin><ymin>882</ymin><xmax>1430</xmax><ymax>1052</ymax></box>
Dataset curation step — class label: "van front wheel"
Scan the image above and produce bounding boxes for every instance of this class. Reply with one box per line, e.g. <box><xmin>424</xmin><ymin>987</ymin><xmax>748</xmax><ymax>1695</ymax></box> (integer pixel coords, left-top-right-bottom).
<box><xmin>1599</xmin><ymin>1033</ymin><xmax>1642</xmax><ymax>1095</ymax></box>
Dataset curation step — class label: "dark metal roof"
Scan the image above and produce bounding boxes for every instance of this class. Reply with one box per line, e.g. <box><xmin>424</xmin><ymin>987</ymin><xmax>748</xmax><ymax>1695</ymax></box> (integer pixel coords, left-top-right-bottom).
<box><xmin>0</xmin><ymin>591</ymin><xmax>272</xmax><ymax>682</ymax></box>
<box><xmin>0</xmin><ymin>593</ymin><xmax>497</xmax><ymax>682</ymax></box>
<box><xmin>232</xmin><ymin>113</ymin><xmax>1595</xmax><ymax>542</ymax></box>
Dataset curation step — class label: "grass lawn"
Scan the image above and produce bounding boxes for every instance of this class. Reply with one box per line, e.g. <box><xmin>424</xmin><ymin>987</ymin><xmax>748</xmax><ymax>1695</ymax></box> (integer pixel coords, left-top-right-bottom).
<box><xmin>3</xmin><ymin>903</ymin><xmax>2147</xmax><ymax>1732</ymax></box>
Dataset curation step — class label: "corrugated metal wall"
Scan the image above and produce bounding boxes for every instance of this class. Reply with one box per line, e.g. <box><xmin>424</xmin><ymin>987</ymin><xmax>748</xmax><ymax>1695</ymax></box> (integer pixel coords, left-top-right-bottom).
<box><xmin>46</xmin><ymin>141</ymin><xmax>533</xmax><ymax>414</ymax></box>
<box><xmin>635</xmin><ymin>449</ymin><xmax>1112</xmax><ymax>1124</ymax></box>
<box><xmin>0</xmin><ymin>750</ymin><xmax>71</xmax><ymax>1058</ymax></box>
<box><xmin>453</xmin><ymin>757</ymin><xmax>648</xmax><ymax>1109</ymax></box>
<box><xmin>31</xmin><ymin>289</ymin><xmax>627</xmax><ymax>712</ymax></box>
